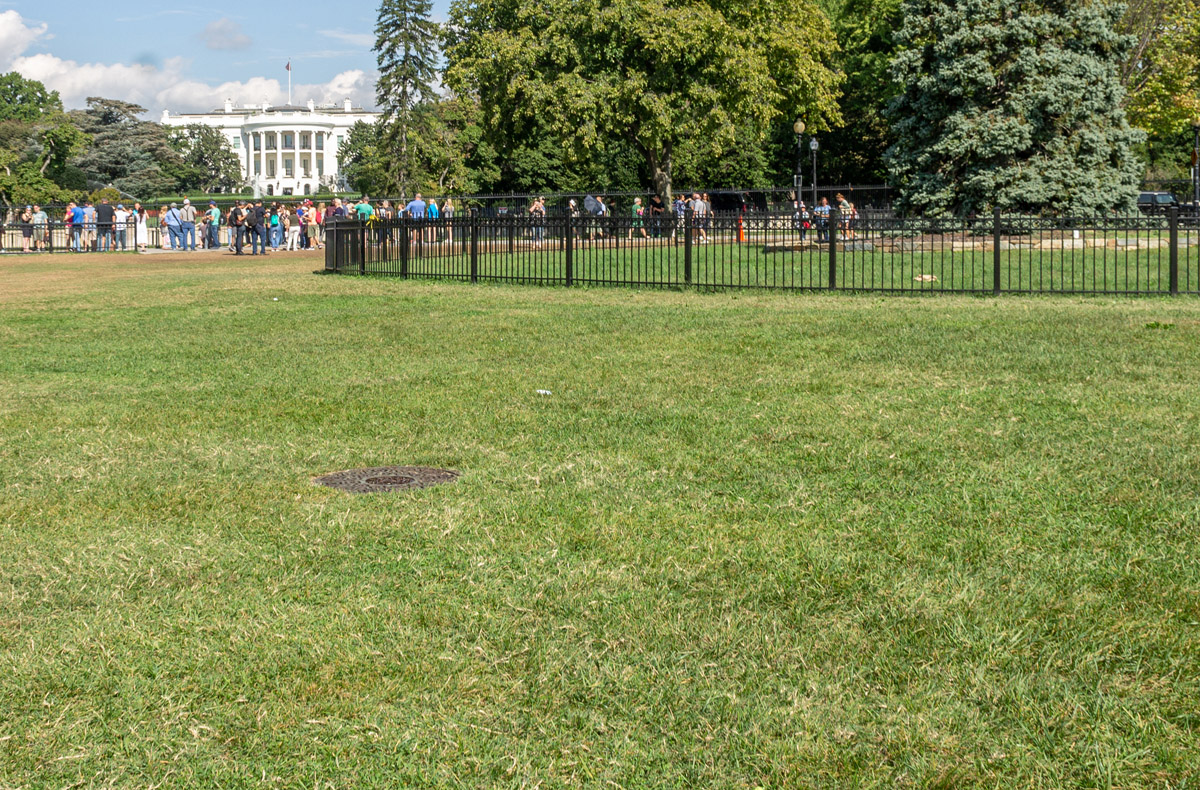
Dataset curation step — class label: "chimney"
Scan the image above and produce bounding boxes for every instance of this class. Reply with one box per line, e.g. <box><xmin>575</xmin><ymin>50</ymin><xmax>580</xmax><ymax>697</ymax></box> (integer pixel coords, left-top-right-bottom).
<box><xmin>224</xmin><ymin>99</ymin><xmax>233</xmax><ymax>113</ymax></box>
<box><xmin>343</xmin><ymin>98</ymin><xmax>352</xmax><ymax>112</ymax></box>
<box><xmin>307</xmin><ymin>99</ymin><xmax>315</xmax><ymax>112</ymax></box>
<box><xmin>161</xmin><ymin>109</ymin><xmax>170</xmax><ymax>122</ymax></box>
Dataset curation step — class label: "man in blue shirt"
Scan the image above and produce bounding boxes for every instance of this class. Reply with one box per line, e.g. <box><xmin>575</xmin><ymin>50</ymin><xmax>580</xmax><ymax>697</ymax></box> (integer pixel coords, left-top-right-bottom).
<box><xmin>404</xmin><ymin>194</ymin><xmax>426</xmax><ymax>218</ymax></box>
<box><xmin>70</xmin><ymin>202</ymin><xmax>85</xmax><ymax>252</ymax></box>
<box><xmin>163</xmin><ymin>203</ymin><xmax>183</xmax><ymax>250</ymax></box>
<box><xmin>81</xmin><ymin>201</ymin><xmax>97</xmax><ymax>252</ymax></box>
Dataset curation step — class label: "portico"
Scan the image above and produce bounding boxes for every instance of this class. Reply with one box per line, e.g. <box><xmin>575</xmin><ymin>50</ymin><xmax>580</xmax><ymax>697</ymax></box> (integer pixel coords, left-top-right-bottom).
<box><xmin>162</xmin><ymin>98</ymin><xmax>380</xmax><ymax>195</ymax></box>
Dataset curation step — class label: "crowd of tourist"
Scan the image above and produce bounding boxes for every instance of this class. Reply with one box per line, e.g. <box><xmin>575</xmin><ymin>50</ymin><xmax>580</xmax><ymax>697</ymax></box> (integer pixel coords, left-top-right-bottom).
<box><xmin>7</xmin><ymin>190</ymin><xmax>860</xmax><ymax>254</ymax></box>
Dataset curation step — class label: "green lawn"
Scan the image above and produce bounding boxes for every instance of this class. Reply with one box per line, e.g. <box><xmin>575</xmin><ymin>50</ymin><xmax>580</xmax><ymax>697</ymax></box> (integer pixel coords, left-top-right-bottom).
<box><xmin>1</xmin><ymin>252</ymin><xmax>1198</xmax><ymax>788</ymax></box>
<box><xmin>335</xmin><ymin>232</ymin><xmax>1200</xmax><ymax>294</ymax></box>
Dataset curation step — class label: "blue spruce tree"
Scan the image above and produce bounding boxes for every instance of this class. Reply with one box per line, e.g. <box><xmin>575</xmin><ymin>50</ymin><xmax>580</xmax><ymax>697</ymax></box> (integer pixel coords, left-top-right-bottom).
<box><xmin>886</xmin><ymin>0</ymin><xmax>1144</xmax><ymax>216</ymax></box>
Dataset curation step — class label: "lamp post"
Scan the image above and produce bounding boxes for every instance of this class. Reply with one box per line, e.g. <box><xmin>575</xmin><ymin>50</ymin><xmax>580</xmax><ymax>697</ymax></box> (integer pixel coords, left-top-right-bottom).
<box><xmin>810</xmin><ymin>137</ymin><xmax>819</xmax><ymax>207</ymax></box>
<box><xmin>792</xmin><ymin>120</ymin><xmax>805</xmax><ymax>198</ymax></box>
<box><xmin>1192</xmin><ymin>119</ymin><xmax>1199</xmax><ymax>211</ymax></box>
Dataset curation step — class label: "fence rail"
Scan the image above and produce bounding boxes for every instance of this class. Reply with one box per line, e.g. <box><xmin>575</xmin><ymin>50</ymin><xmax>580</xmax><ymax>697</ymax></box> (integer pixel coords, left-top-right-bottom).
<box><xmin>0</xmin><ymin>219</ymin><xmax>211</xmax><ymax>254</ymax></box>
<box><xmin>321</xmin><ymin>209</ymin><xmax>1200</xmax><ymax>296</ymax></box>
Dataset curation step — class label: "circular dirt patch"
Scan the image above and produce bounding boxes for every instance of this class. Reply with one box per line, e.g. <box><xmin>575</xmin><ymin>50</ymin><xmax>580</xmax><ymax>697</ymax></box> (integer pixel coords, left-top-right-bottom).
<box><xmin>314</xmin><ymin>466</ymin><xmax>459</xmax><ymax>493</ymax></box>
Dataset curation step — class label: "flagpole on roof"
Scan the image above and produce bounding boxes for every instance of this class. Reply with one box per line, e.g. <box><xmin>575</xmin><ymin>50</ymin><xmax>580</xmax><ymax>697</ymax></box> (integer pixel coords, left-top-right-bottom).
<box><xmin>286</xmin><ymin>59</ymin><xmax>292</xmax><ymax>106</ymax></box>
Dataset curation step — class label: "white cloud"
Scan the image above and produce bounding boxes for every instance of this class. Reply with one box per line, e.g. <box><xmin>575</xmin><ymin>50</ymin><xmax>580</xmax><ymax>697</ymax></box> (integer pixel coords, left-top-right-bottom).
<box><xmin>0</xmin><ymin>9</ymin><xmax>47</xmax><ymax>69</ymax></box>
<box><xmin>201</xmin><ymin>18</ymin><xmax>252</xmax><ymax>51</ymax></box>
<box><xmin>0</xmin><ymin>10</ymin><xmax>377</xmax><ymax>114</ymax></box>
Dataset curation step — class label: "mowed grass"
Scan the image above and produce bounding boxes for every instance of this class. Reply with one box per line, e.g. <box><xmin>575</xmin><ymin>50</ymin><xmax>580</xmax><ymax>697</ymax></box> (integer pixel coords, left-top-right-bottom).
<box><xmin>350</xmin><ymin>235</ymin><xmax>1200</xmax><ymax>294</ymax></box>
<box><xmin>1</xmin><ymin>252</ymin><xmax>1199</xmax><ymax>788</ymax></box>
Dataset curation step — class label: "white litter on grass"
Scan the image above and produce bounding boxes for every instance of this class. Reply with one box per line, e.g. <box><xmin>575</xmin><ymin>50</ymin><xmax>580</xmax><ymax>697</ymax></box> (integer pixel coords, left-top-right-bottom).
<box><xmin>273</xmin><ymin>297</ymin><xmax>279</xmax><ymax>301</ymax></box>
<box><xmin>914</xmin><ymin>274</ymin><xmax>938</xmax><ymax>283</ymax></box>
<box><xmin>535</xmin><ymin>390</ymin><xmax>552</xmax><ymax>396</ymax></box>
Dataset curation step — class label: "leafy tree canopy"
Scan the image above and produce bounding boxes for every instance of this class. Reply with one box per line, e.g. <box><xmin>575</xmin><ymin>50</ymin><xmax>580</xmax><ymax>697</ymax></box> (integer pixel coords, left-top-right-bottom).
<box><xmin>887</xmin><ymin>0</ymin><xmax>1144</xmax><ymax>216</ymax></box>
<box><xmin>69</xmin><ymin>98</ymin><xmax>184</xmax><ymax>200</ymax></box>
<box><xmin>169</xmin><ymin>124</ymin><xmax>244</xmax><ymax>193</ymax></box>
<box><xmin>0</xmin><ymin>72</ymin><xmax>64</xmax><ymax>122</ymax></box>
<box><xmin>445</xmin><ymin>0</ymin><xmax>843</xmax><ymax>201</ymax></box>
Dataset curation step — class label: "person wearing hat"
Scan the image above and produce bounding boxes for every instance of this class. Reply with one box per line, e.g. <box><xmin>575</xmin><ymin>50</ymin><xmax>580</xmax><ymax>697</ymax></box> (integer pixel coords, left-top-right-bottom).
<box><xmin>179</xmin><ymin>198</ymin><xmax>197</xmax><ymax>251</ymax></box>
<box><xmin>163</xmin><ymin>202</ymin><xmax>183</xmax><ymax>250</ymax></box>
<box><xmin>113</xmin><ymin>203</ymin><xmax>131</xmax><ymax>250</ymax></box>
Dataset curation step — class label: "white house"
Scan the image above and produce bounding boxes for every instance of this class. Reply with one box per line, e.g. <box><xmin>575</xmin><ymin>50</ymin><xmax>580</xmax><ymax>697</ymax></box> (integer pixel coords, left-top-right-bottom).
<box><xmin>161</xmin><ymin>99</ymin><xmax>381</xmax><ymax>196</ymax></box>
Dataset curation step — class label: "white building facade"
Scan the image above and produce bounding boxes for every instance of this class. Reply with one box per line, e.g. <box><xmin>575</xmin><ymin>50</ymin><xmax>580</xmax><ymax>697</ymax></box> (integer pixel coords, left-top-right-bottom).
<box><xmin>161</xmin><ymin>99</ymin><xmax>380</xmax><ymax>196</ymax></box>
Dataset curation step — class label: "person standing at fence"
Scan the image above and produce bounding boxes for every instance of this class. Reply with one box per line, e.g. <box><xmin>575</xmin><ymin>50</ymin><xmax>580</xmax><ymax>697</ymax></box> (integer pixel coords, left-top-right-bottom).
<box><xmin>32</xmin><ymin>205</ymin><xmax>48</xmax><ymax>252</ymax></box>
<box><xmin>629</xmin><ymin>197</ymin><xmax>647</xmax><ymax>239</ymax></box>
<box><xmin>162</xmin><ymin>202</ymin><xmax>183</xmax><ymax>250</ymax></box>
<box><xmin>426</xmin><ymin>198</ymin><xmax>440</xmax><ymax>243</ymax></box>
<box><xmin>672</xmin><ymin>194</ymin><xmax>685</xmax><ymax>240</ymax></box>
<box><xmin>305</xmin><ymin>205</ymin><xmax>320</xmax><ymax>250</ymax></box>
<box><xmin>529</xmin><ymin>196</ymin><xmax>545</xmax><ymax>247</ymax></box>
<box><xmin>82</xmin><ymin>200</ymin><xmax>98</xmax><ymax>252</ymax></box>
<box><xmin>229</xmin><ymin>200</ymin><xmax>247</xmax><ymax>255</ymax></box>
<box><xmin>134</xmin><ymin>204</ymin><xmax>148</xmax><ymax>252</ymax></box>
<box><xmin>354</xmin><ymin>196</ymin><xmax>374</xmax><ymax>221</ymax></box>
<box><xmin>691</xmin><ymin>193</ymin><xmax>709</xmax><ymax>244</ymax></box>
<box><xmin>177</xmin><ymin>198</ymin><xmax>196</xmax><ymax>251</ymax></box>
<box><xmin>442</xmin><ymin>198</ymin><xmax>454</xmax><ymax>244</ymax></box>
<box><xmin>251</xmin><ymin>199</ymin><xmax>267</xmax><ymax>255</ymax></box>
<box><xmin>286</xmin><ymin>205</ymin><xmax>302</xmax><ymax>250</ymax></box>
<box><xmin>793</xmin><ymin>200</ymin><xmax>810</xmax><ymax>242</ymax></box>
<box><xmin>65</xmin><ymin>202</ymin><xmax>79</xmax><ymax>252</ymax></box>
<box><xmin>207</xmin><ymin>202</ymin><xmax>221</xmax><ymax>249</ymax></box>
<box><xmin>648</xmin><ymin>194</ymin><xmax>664</xmax><ymax>237</ymax></box>
<box><xmin>95</xmin><ymin>198</ymin><xmax>115</xmax><ymax>252</ymax></box>
<box><xmin>113</xmin><ymin>203</ymin><xmax>130</xmax><ymax>250</ymax></box>
<box><xmin>19</xmin><ymin>206</ymin><xmax>33</xmax><ymax>253</ymax></box>
<box><xmin>814</xmin><ymin>197</ymin><xmax>831</xmax><ymax>242</ymax></box>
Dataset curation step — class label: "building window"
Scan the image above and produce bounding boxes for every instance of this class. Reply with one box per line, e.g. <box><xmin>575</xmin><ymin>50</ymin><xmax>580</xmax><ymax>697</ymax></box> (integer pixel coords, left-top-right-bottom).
<box><xmin>253</xmin><ymin>133</ymin><xmax>261</xmax><ymax>151</ymax></box>
<box><xmin>300</xmin><ymin>132</ymin><xmax>311</xmax><ymax>149</ymax></box>
<box><xmin>284</xmin><ymin>157</ymin><xmax>293</xmax><ymax>177</ymax></box>
<box><xmin>267</xmin><ymin>184</ymin><xmax>274</xmax><ymax>196</ymax></box>
<box><xmin>233</xmin><ymin>137</ymin><xmax>241</xmax><ymax>150</ymax></box>
<box><xmin>317</xmin><ymin>156</ymin><xmax>324</xmax><ymax>177</ymax></box>
<box><xmin>316</xmin><ymin>134</ymin><xmax>323</xmax><ymax>151</ymax></box>
<box><xmin>266</xmin><ymin>133</ymin><xmax>276</xmax><ymax>150</ymax></box>
<box><xmin>254</xmin><ymin>159</ymin><xmax>261</xmax><ymax>175</ymax></box>
<box><xmin>282</xmin><ymin>133</ymin><xmax>294</xmax><ymax>148</ymax></box>
<box><xmin>336</xmin><ymin>135</ymin><xmax>343</xmax><ymax>147</ymax></box>
<box><xmin>267</xmin><ymin>159</ymin><xmax>276</xmax><ymax>177</ymax></box>
<box><xmin>304</xmin><ymin>184</ymin><xmax>311</xmax><ymax>195</ymax></box>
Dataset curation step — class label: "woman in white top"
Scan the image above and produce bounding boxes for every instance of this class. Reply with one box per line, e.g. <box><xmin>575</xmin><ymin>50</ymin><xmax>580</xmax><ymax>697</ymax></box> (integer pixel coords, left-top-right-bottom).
<box><xmin>286</xmin><ymin>206</ymin><xmax>302</xmax><ymax>250</ymax></box>
<box><xmin>442</xmin><ymin>199</ymin><xmax>454</xmax><ymax>244</ymax></box>
<box><xmin>134</xmin><ymin>206</ymin><xmax>149</xmax><ymax>252</ymax></box>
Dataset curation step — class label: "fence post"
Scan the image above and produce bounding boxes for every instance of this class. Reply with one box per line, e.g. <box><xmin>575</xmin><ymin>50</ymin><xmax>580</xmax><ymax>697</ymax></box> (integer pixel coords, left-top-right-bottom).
<box><xmin>565</xmin><ymin>214</ymin><xmax>574</xmax><ymax>286</ymax></box>
<box><xmin>399</xmin><ymin>219</ymin><xmax>409</xmax><ymax>279</ymax></box>
<box><xmin>508</xmin><ymin>215</ymin><xmax>515</xmax><ymax>255</ymax></box>
<box><xmin>470</xmin><ymin>209</ymin><xmax>479</xmax><ymax>283</ymax></box>
<box><xmin>828</xmin><ymin>208</ymin><xmax>839</xmax><ymax>290</ymax></box>
<box><xmin>684</xmin><ymin>208</ymin><xmax>693</xmax><ymax>285</ymax></box>
<box><xmin>1168</xmin><ymin>206</ymin><xmax>1179</xmax><ymax>295</ymax></box>
<box><xmin>993</xmin><ymin>206</ymin><xmax>1002</xmax><ymax>296</ymax></box>
<box><xmin>358</xmin><ymin>219</ymin><xmax>366</xmax><ymax>276</ymax></box>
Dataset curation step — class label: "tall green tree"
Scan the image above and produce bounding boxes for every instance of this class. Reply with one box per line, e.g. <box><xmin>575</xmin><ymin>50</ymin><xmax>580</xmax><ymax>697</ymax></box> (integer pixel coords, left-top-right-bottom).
<box><xmin>887</xmin><ymin>0</ymin><xmax>1144</xmax><ymax>216</ymax></box>
<box><xmin>0</xmin><ymin>72</ymin><xmax>63</xmax><ymax>122</ymax></box>
<box><xmin>168</xmin><ymin>124</ymin><xmax>243</xmax><ymax>193</ymax></box>
<box><xmin>68</xmin><ymin>98</ymin><xmax>184</xmax><ymax>199</ymax></box>
<box><xmin>375</xmin><ymin>0</ymin><xmax>441</xmax><ymax>198</ymax></box>
<box><xmin>445</xmin><ymin>0</ymin><xmax>842</xmax><ymax>201</ymax></box>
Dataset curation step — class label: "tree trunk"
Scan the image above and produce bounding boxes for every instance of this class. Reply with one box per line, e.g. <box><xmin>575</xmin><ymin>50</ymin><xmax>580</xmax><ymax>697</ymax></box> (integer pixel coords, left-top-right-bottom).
<box><xmin>642</xmin><ymin>141</ymin><xmax>673</xmax><ymax>204</ymax></box>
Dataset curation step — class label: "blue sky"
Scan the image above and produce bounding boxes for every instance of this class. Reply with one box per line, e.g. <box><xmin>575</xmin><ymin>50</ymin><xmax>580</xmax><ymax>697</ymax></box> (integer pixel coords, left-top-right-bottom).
<box><xmin>0</xmin><ymin>2</ymin><xmax>446</xmax><ymax>114</ymax></box>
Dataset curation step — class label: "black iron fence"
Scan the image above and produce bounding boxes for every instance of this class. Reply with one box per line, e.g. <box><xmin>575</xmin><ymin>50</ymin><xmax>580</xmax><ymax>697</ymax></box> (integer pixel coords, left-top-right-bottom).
<box><xmin>0</xmin><ymin>219</ymin><xmax>221</xmax><ymax>253</ymax></box>
<box><xmin>323</xmin><ymin>208</ymin><xmax>1200</xmax><ymax>296</ymax></box>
